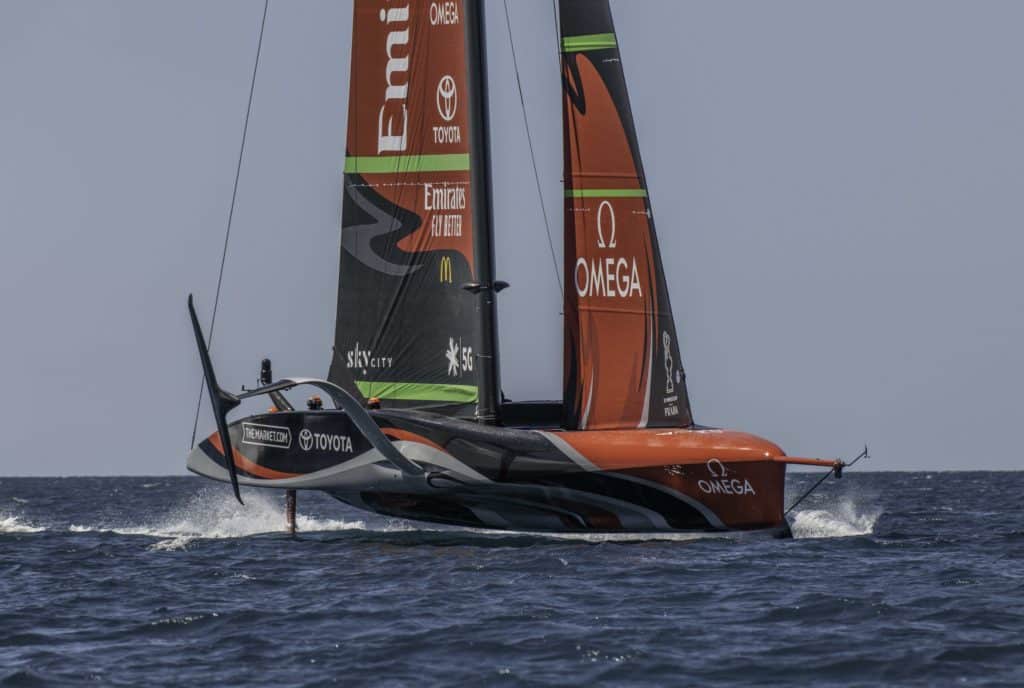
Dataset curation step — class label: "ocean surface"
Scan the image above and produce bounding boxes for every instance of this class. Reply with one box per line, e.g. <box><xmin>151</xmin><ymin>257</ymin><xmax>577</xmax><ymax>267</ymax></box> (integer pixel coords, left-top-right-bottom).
<box><xmin>0</xmin><ymin>472</ymin><xmax>1021</xmax><ymax>686</ymax></box>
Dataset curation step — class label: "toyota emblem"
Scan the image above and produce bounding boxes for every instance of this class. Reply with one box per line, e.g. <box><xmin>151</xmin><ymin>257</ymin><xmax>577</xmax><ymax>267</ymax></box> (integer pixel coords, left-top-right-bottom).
<box><xmin>436</xmin><ymin>75</ymin><xmax>457</xmax><ymax>122</ymax></box>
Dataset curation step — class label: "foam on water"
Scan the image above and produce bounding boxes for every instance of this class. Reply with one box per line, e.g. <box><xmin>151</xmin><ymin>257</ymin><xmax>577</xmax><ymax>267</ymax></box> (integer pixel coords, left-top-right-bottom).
<box><xmin>0</xmin><ymin>513</ymin><xmax>45</xmax><ymax>533</ymax></box>
<box><xmin>68</xmin><ymin>488</ymin><xmax>367</xmax><ymax>548</ymax></box>
<box><xmin>791</xmin><ymin>498</ymin><xmax>880</xmax><ymax>538</ymax></box>
<box><xmin>61</xmin><ymin>487</ymin><xmax>872</xmax><ymax>545</ymax></box>
<box><xmin>10</xmin><ymin>481</ymin><xmax>880</xmax><ymax>544</ymax></box>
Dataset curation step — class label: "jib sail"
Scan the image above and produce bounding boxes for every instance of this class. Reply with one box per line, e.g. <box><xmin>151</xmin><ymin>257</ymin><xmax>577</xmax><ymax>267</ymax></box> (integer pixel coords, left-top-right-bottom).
<box><xmin>329</xmin><ymin>1</ymin><xmax>498</xmax><ymax>417</ymax></box>
<box><xmin>559</xmin><ymin>0</ymin><xmax>693</xmax><ymax>429</ymax></box>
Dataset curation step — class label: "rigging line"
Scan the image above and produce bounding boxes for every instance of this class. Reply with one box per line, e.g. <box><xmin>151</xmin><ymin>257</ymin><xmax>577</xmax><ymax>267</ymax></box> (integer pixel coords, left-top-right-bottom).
<box><xmin>189</xmin><ymin>0</ymin><xmax>270</xmax><ymax>449</ymax></box>
<box><xmin>502</xmin><ymin>0</ymin><xmax>562</xmax><ymax>293</ymax></box>
<box><xmin>784</xmin><ymin>469</ymin><xmax>836</xmax><ymax>517</ymax></box>
<box><xmin>551</xmin><ymin>0</ymin><xmax>561</xmax><ymax>58</ymax></box>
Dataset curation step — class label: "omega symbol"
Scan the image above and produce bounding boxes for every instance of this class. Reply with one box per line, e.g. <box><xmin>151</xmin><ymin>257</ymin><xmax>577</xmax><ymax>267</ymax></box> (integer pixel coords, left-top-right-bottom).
<box><xmin>436</xmin><ymin>75</ymin><xmax>458</xmax><ymax>122</ymax></box>
<box><xmin>596</xmin><ymin>200</ymin><xmax>617</xmax><ymax>249</ymax></box>
<box><xmin>707</xmin><ymin>458</ymin><xmax>728</xmax><ymax>478</ymax></box>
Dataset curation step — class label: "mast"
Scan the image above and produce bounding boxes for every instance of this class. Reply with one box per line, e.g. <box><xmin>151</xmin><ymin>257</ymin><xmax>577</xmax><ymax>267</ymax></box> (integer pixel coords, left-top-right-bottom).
<box><xmin>464</xmin><ymin>0</ymin><xmax>502</xmax><ymax>424</ymax></box>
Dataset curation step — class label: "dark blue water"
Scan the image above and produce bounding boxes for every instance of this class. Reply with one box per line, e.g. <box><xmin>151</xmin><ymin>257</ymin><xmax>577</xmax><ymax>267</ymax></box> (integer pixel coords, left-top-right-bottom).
<box><xmin>1</xmin><ymin>473</ymin><xmax>1021</xmax><ymax>686</ymax></box>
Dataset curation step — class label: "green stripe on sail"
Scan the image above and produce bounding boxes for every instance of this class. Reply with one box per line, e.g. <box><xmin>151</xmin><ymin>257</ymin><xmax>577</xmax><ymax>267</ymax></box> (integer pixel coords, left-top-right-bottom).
<box><xmin>355</xmin><ymin>381</ymin><xmax>478</xmax><ymax>403</ymax></box>
<box><xmin>344</xmin><ymin>153</ymin><xmax>470</xmax><ymax>175</ymax></box>
<box><xmin>561</xmin><ymin>33</ymin><xmax>617</xmax><ymax>52</ymax></box>
<box><xmin>565</xmin><ymin>188</ymin><xmax>648</xmax><ymax>198</ymax></box>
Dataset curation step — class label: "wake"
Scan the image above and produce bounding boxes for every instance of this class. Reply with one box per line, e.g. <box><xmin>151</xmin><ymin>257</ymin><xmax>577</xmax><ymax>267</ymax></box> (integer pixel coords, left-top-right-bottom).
<box><xmin>6</xmin><ymin>488</ymin><xmax>881</xmax><ymax>547</ymax></box>
<box><xmin>68</xmin><ymin>488</ymin><xmax>368</xmax><ymax>550</ymax></box>
<box><xmin>0</xmin><ymin>513</ymin><xmax>45</xmax><ymax>534</ymax></box>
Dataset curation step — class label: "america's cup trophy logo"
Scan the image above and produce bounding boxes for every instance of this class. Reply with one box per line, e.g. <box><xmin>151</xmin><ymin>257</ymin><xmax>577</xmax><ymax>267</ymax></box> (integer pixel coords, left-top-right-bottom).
<box><xmin>663</xmin><ymin>330</ymin><xmax>675</xmax><ymax>394</ymax></box>
<box><xmin>436</xmin><ymin>74</ymin><xmax>458</xmax><ymax>122</ymax></box>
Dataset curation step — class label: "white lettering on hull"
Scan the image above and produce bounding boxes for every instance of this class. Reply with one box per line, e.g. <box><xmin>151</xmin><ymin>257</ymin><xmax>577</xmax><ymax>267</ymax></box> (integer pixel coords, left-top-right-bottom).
<box><xmin>697</xmin><ymin>458</ymin><xmax>757</xmax><ymax>496</ymax></box>
<box><xmin>298</xmin><ymin>428</ymin><xmax>353</xmax><ymax>454</ymax></box>
<box><xmin>697</xmin><ymin>478</ymin><xmax>757</xmax><ymax>496</ymax></box>
<box><xmin>241</xmin><ymin>423</ymin><xmax>292</xmax><ymax>449</ymax></box>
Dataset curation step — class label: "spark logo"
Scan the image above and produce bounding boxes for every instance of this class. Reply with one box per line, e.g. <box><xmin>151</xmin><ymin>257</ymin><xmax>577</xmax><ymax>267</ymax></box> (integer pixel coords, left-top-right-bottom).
<box><xmin>445</xmin><ymin>337</ymin><xmax>473</xmax><ymax>377</ymax></box>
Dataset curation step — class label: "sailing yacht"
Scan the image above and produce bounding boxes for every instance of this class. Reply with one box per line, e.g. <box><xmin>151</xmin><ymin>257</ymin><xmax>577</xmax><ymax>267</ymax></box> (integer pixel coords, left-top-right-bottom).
<box><xmin>187</xmin><ymin>0</ymin><xmax>850</xmax><ymax>536</ymax></box>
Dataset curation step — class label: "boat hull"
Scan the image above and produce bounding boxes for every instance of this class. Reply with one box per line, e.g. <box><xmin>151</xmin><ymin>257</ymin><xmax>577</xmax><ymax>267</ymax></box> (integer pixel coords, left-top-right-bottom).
<box><xmin>187</xmin><ymin>408</ymin><xmax>791</xmax><ymax>535</ymax></box>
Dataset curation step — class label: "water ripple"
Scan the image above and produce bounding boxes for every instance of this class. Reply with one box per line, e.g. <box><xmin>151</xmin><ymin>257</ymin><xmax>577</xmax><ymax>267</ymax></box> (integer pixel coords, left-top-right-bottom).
<box><xmin>0</xmin><ymin>473</ymin><xmax>1021</xmax><ymax>686</ymax></box>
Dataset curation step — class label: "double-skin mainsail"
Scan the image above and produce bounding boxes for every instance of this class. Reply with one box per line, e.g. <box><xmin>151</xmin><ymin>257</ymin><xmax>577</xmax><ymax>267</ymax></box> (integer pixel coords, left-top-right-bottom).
<box><xmin>331</xmin><ymin>0</ymin><xmax>692</xmax><ymax>431</ymax></box>
<box><xmin>329</xmin><ymin>1</ymin><xmax>499</xmax><ymax>420</ymax></box>
<box><xmin>560</xmin><ymin>0</ymin><xmax>693</xmax><ymax>429</ymax></box>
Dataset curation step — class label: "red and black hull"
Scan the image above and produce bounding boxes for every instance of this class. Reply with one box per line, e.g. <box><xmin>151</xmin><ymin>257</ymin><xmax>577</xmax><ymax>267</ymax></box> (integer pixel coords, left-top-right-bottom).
<box><xmin>188</xmin><ymin>408</ymin><xmax>793</xmax><ymax>536</ymax></box>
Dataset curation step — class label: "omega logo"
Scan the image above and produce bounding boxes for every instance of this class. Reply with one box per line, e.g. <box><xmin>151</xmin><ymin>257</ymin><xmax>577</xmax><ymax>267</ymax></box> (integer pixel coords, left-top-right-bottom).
<box><xmin>596</xmin><ymin>200</ymin><xmax>617</xmax><ymax>248</ymax></box>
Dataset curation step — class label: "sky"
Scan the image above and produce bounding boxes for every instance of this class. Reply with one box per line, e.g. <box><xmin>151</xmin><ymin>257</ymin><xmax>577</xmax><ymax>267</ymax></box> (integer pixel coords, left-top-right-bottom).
<box><xmin>0</xmin><ymin>0</ymin><xmax>1021</xmax><ymax>475</ymax></box>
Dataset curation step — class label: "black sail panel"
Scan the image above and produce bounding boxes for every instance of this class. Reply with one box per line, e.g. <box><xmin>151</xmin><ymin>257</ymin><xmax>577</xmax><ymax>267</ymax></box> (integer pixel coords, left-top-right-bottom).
<box><xmin>329</xmin><ymin>1</ymin><xmax>491</xmax><ymax>416</ymax></box>
<box><xmin>559</xmin><ymin>0</ymin><xmax>694</xmax><ymax>429</ymax></box>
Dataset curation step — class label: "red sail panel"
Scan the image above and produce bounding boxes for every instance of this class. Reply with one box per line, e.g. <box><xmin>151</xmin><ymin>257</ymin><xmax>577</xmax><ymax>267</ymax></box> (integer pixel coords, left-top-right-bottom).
<box><xmin>330</xmin><ymin>1</ymin><xmax>484</xmax><ymax>412</ymax></box>
<box><xmin>345</xmin><ymin>1</ymin><xmax>474</xmax><ymax>270</ymax></box>
<box><xmin>560</xmin><ymin>0</ymin><xmax>693</xmax><ymax>430</ymax></box>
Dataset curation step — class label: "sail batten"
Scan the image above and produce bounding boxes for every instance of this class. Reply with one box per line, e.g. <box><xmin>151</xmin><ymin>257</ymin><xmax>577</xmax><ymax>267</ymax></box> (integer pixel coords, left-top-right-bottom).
<box><xmin>564</xmin><ymin>189</ymin><xmax>648</xmax><ymax>198</ymax></box>
<box><xmin>343</xmin><ymin>153</ymin><xmax>471</xmax><ymax>174</ymax></box>
<box><xmin>560</xmin><ymin>0</ymin><xmax>694</xmax><ymax>430</ymax></box>
<box><xmin>561</xmin><ymin>33</ymin><xmax>617</xmax><ymax>52</ymax></box>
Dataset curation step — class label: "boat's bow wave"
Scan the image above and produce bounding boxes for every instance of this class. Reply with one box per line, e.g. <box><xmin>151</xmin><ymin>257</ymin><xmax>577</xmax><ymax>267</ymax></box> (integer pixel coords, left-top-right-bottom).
<box><xmin>791</xmin><ymin>499</ymin><xmax>881</xmax><ymax>538</ymax></box>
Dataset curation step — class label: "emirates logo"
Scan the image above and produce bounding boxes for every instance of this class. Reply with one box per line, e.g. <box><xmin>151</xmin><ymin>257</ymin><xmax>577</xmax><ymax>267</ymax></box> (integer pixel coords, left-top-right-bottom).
<box><xmin>436</xmin><ymin>75</ymin><xmax>457</xmax><ymax>122</ymax></box>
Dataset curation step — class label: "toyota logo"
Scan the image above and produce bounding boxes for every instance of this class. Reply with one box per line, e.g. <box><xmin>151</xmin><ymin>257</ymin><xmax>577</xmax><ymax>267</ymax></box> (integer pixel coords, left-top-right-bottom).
<box><xmin>299</xmin><ymin>429</ymin><xmax>313</xmax><ymax>452</ymax></box>
<box><xmin>436</xmin><ymin>75</ymin><xmax>457</xmax><ymax>122</ymax></box>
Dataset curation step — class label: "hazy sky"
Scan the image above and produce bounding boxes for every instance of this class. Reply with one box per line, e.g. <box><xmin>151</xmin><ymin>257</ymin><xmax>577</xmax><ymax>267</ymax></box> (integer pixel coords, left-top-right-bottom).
<box><xmin>1</xmin><ymin>0</ymin><xmax>1021</xmax><ymax>475</ymax></box>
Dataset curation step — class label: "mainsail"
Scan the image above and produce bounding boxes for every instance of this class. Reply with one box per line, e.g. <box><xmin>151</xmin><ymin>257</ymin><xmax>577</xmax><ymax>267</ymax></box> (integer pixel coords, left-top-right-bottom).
<box><xmin>329</xmin><ymin>1</ymin><xmax>498</xmax><ymax>418</ymax></box>
<box><xmin>559</xmin><ymin>0</ymin><xmax>694</xmax><ymax>429</ymax></box>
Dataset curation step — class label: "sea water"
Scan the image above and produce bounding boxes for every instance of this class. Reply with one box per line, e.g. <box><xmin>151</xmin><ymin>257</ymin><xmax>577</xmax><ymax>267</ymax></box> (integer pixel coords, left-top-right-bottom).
<box><xmin>0</xmin><ymin>473</ymin><xmax>1021</xmax><ymax>686</ymax></box>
